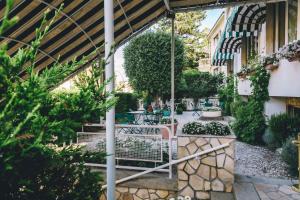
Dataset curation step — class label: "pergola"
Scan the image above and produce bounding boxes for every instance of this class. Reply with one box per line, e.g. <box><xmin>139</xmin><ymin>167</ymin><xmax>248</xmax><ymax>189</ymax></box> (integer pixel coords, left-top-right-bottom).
<box><xmin>0</xmin><ymin>0</ymin><xmax>280</xmax><ymax>199</ymax></box>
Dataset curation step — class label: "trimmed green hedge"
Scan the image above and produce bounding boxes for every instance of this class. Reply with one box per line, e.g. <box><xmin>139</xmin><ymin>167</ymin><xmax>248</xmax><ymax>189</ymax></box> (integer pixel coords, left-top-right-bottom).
<box><xmin>115</xmin><ymin>93</ymin><xmax>138</xmax><ymax>113</ymax></box>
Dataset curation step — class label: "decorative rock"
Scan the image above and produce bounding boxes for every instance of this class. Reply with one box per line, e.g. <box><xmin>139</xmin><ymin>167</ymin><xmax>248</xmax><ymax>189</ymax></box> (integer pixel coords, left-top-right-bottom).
<box><xmin>189</xmin><ymin>175</ymin><xmax>204</xmax><ymax>190</ymax></box>
<box><xmin>217</xmin><ymin>169</ymin><xmax>232</xmax><ymax>183</ymax></box>
<box><xmin>196</xmin><ymin>191</ymin><xmax>210</xmax><ymax>200</ymax></box>
<box><xmin>201</xmin><ymin>156</ymin><xmax>216</xmax><ymax>167</ymax></box>
<box><xmin>181</xmin><ymin>185</ymin><xmax>194</xmax><ymax>198</ymax></box>
<box><xmin>211</xmin><ymin>167</ymin><xmax>217</xmax><ymax>179</ymax></box>
<box><xmin>149</xmin><ymin>189</ymin><xmax>156</xmax><ymax>194</ymax></box>
<box><xmin>184</xmin><ymin>163</ymin><xmax>196</xmax><ymax>174</ymax></box>
<box><xmin>100</xmin><ymin>194</ymin><xmax>106</xmax><ymax>200</ymax></box>
<box><xmin>197</xmin><ymin>164</ymin><xmax>210</xmax><ymax>180</ymax></box>
<box><xmin>187</xmin><ymin>142</ymin><xmax>198</xmax><ymax>154</ymax></box>
<box><xmin>195</xmin><ymin>138</ymin><xmax>208</xmax><ymax>147</ymax></box>
<box><xmin>178</xmin><ymin>162</ymin><xmax>185</xmax><ymax>170</ymax></box>
<box><xmin>212</xmin><ymin>179</ymin><xmax>224</xmax><ymax>191</ymax></box>
<box><xmin>117</xmin><ymin>187</ymin><xmax>129</xmax><ymax>193</ymax></box>
<box><xmin>188</xmin><ymin>158</ymin><xmax>200</xmax><ymax>170</ymax></box>
<box><xmin>217</xmin><ymin>154</ymin><xmax>226</xmax><ymax>167</ymax></box>
<box><xmin>136</xmin><ymin>189</ymin><xmax>149</xmax><ymax>199</ymax></box>
<box><xmin>133</xmin><ymin>195</ymin><xmax>142</xmax><ymax>200</ymax></box>
<box><xmin>156</xmin><ymin>190</ymin><xmax>169</xmax><ymax>198</ymax></box>
<box><xmin>204</xmin><ymin>181</ymin><xmax>211</xmax><ymax>191</ymax></box>
<box><xmin>224</xmin><ymin>156</ymin><xmax>234</xmax><ymax>173</ymax></box>
<box><xmin>123</xmin><ymin>193</ymin><xmax>133</xmax><ymax>200</ymax></box>
<box><xmin>178</xmin><ymin>147</ymin><xmax>189</xmax><ymax>158</ymax></box>
<box><xmin>115</xmin><ymin>191</ymin><xmax>121</xmax><ymax>199</ymax></box>
<box><xmin>279</xmin><ymin>185</ymin><xmax>298</xmax><ymax>195</ymax></box>
<box><xmin>178</xmin><ymin>137</ymin><xmax>190</xmax><ymax>147</ymax></box>
<box><xmin>216</xmin><ymin>149</ymin><xmax>225</xmax><ymax>155</ymax></box>
<box><xmin>210</xmin><ymin>138</ymin><xmax>220</xmax><ymax>147</ymax></box>
<box><xmin>129</xmin><ymin>188</ymin><xmax>138</xmax><ymax>194</ymax></box>
<box><xmin>178</xmin><ymin>170</ymin><xmax>188</xmax><ymax>180</ymax></box>
<box><xmin>225</xmin><ymin>144</ymin><xmax>234</xmax><ymax>157</ymax></box>
<box><xmin>200</xmin><ymin>144</ymin><xmax>212</xmax><ymax>151</ymax></box>
<box><xmin>150</xmin><ymin>193</ymin><xmax>159</xmax><ymax>200</ymax></box>
<box><xmin>178</xmin><ymin>180</ymin><xmax>188</xmax><ymax>190</ymax></box>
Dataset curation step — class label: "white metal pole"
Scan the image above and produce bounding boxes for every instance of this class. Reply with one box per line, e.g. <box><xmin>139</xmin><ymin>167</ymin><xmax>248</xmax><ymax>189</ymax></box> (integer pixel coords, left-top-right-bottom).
<box><xmin>104</xmin><ymin>0</ymin><xmax>115</xmax><ymax>199</ymax></box>
<box><xmin>170</xmin><ymin>14</ymin><xmax>175</xmax><ymax>179</ymax></box>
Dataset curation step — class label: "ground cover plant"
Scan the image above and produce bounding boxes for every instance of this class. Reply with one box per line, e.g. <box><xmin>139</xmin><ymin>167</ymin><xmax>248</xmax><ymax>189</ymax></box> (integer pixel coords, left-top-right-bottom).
<box><xmin>0</xmin><ymin>1</ymin><xmax>115</xmax><ymax>199</ymax></box>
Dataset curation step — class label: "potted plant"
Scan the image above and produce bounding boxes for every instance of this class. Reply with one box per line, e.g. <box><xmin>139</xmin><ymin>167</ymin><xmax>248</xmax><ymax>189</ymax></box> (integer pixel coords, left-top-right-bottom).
<box><xmin>262</xmin><ymin>53</ymin><xmax>279</xmax><ymax>70</ymax></box>
<box><xmin>237</xmin><ymin>65</ymin><xmax>254</xmax><ymax>79</ymax></box>
<box><xmin>277</xmin><ymin>40</ymin><xmax>300</xmax><ymax>62</ymax></box>
<box><xmin>160</xmin><ymin>117</ymin><xmax>178</xmax><ymax>139</ymax></box>
<box><xmin>202</xmin><ymin>106</ymin><xmax>222</xmax><ymax>118</ymax></box>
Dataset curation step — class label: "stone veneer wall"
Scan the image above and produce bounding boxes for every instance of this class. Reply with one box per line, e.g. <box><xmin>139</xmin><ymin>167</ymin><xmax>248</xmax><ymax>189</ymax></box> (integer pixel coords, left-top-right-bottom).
<box><xmin>177</xmin><ymin>135</ymin><xmax>235</xmax><ymax>200</ymax></box>
<box><xmin>100</xmin><ymin>186</ymin><xmax>176</xmax><ymax>200</ymax></box>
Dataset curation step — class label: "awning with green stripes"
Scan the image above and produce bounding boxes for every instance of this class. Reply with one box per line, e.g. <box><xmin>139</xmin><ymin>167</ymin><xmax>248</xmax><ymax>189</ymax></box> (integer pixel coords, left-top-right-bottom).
<box><xmin>212</xmin><ymin>3</ymin><xmax>266</xmax><ymax>66</ymax></box>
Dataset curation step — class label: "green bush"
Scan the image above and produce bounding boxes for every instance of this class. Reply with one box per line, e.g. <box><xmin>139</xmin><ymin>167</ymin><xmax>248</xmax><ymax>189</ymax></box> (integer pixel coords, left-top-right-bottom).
<box><xmin>183</xmin><ymin>121</ymin><xmax>231</xmax><ymax>136</ymax></box>
<box><xmin>182</xmin><ymin>122</ymin><xmax>205</xmax><ymax>135</ymax></box>
<box><xmin>262</xmin><ymin>128</ymin><xmax>279</xmax><ymax>150</ymax></box>
<box><xmin>204</xmin><ymin>122</ymin><xmax>231</xmax><ymax>136</ymax></box>
<box><xmin>281</xmin><ymin>137</ymin><xmax>299</xmax><ymax>177</ymax></box>
<box><xmin>123</xmin><ymin>32</ymin><xmax>184</xmax><ymax>98</ymax></box>
<box><xmin>176</xmin><ymin>107</ymin><xmax>183</xmax><ymax>115</ymax></box>
<box><xmin>218</xmin><ymin>75</ymin><xmax>234</xmax><ymax>116</ymax></box>
<box><xmin>268</xmin><ymin>113</ymin><xmax>300</xmax><ymax>147</ymax></box>
<box><xmin>232</xmin><ymin>101</ymin><xmax>266</xmax><ymax>144</ymax></box>
<box><xmin>115</xmin><ymin>93</ymin><xmax>138</xmax><ymax>113</ymax></box>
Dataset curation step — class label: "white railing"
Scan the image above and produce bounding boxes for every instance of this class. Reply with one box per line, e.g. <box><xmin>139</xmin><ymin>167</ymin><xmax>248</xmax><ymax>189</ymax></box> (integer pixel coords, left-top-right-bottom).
<box><xmin>77</xmin><ymin>123</ymin><xmax>173</xmax><ymax>178</ymax></box>
<box><xmin>101</xmin><ymin>142</ymin><xmax>231</xmax><ymax>189</ymax></box>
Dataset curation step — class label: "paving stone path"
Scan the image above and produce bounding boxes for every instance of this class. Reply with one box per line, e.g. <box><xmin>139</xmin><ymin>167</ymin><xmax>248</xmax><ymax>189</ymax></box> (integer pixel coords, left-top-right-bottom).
<box><xmin>255</xmin><ymin>183</ymin><xmax>300</xmax><ymax>200</ymax></box>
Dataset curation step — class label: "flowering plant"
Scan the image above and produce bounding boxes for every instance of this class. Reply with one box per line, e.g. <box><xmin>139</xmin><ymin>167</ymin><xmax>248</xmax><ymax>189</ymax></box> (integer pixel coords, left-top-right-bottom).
<box><xmin>182</xmin><ymin>122</ymin><xmax>205</xmax><ymax>135</ymax></box>
<box><xmin>204</xmin><ymin>121</ymin><xmax>231</xmax><ymax>136</ymax></box>
<box><xmin>277</xmin><ymin>40</ymin><xmax>300</xmax><ymax>62</ymax></box>
<box><xmin>182</xmin><ymin>121</ymin><xmax>231</xmax><ymax>136</ymax></box>
<box><xmin>261</xmin><ymin>53</ymin><xmax>279</xmax><ymax>66</ymax></box>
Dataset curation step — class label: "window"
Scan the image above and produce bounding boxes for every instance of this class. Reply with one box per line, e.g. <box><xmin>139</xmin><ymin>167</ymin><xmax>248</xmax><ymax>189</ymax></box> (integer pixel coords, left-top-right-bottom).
<box><xmin>278</xmin><ymin>2</ymin><xmax>286</xmax><ymax>48</ymax></box>
<box><xmin>288</xmin><ymin>0</ymin><xmax>298</xmax><ymax>42</ymax></box>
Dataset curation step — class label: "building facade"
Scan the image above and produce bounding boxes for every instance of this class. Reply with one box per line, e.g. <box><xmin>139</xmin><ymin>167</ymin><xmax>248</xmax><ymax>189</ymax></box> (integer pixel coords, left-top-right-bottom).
<box><xmin>212</xmin><ymin>0</ymin><xmax>300</xmax><ymax>118</ymax></box>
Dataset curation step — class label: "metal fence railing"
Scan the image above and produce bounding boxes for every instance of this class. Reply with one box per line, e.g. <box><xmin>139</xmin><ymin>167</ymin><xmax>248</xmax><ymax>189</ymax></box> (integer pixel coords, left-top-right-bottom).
<box><xmin>77</xmin><ymin>124</ymin><xmax>173</xmax><ymax>178</ymax></box>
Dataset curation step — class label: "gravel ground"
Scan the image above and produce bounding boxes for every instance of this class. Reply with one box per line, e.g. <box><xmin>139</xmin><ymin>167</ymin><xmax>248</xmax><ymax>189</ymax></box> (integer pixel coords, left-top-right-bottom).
<box><xmin>235</xmin><ymin>141</ymin><xmax>291</xmax><ymax>179</ymax></box>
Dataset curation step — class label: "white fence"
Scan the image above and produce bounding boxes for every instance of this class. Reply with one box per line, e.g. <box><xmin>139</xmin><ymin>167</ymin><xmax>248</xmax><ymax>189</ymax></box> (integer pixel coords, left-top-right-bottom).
<box><xmin>77</xmin><ymin>124</ymin><xmax>173</xmax><ymax>178</ymax></box>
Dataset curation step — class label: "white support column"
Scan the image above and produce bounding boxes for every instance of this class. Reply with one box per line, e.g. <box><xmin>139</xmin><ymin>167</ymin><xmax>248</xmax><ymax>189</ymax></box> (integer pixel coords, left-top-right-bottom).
<box><xmin>104</xmin><ymin>0</ymin><xmax>115</xmax><ymax>199</ymax></box>
<box><xmin>170</xmin><ymin>13</ymin><xmax>175</xmax><ymax>179</ymax></box>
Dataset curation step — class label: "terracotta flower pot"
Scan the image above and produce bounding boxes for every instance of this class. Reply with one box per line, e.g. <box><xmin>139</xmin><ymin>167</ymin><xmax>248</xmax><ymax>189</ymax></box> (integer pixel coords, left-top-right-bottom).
<box><xmin>265</xmin><ymin>63</ymin><xmax>279</xmax><ymax>71</ymax></box>
<box><xmin>161</xmin><ymin>123</ymin><xmax>178</xmax><ymax>139</ymax></box>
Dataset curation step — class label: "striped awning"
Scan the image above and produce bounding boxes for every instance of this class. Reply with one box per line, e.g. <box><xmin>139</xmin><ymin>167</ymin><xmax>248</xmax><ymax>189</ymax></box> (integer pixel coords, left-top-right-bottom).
<box><xmin>212</xmin><ymin>3</ymin><xmax>266</xmax><ymax>66</ymax></box>
<box><xmin>0</xmin><ymin>0</ymin><xmax>275</xmax><ymax>79</ymax></box>
<box><xmin>0</xmin><ymin>0</ymin><xmax>270</xmax><ymax>79</ymax></box>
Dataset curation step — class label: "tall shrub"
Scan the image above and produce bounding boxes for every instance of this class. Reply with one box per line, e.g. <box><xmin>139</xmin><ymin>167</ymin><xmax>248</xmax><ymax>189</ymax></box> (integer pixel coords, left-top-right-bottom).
<box><xmin>218</xmin><ymin>75</ymin><xmax>234</xmax><ymax>115</ymax></box>
<box><xmin>232</xmin><ymin>61</ymin><xmax>270</xmax><ymax>144</ymax></box>
<box><xmin>115</xmin><ymin>92</ymin><xmax>138</xmax><ymax>113</ymax></box>
<box><xmin>265</xmin><ymin>113</ymin><xmax>300</xmax><ymax>148</ymax></box>
<box><xmin>0</xmin><ymin>1</ymin><xmax>114</xmax><ymax>199</ymax></box>
<box><xmin>123</xmin><ymin>32</ymin><xmax>185</xmax><ymax>99</ymax></box>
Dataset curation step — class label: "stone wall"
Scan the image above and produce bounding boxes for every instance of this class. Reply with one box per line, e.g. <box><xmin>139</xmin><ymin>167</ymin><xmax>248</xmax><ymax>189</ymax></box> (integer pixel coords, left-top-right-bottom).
<box><xmin>177</xmin><ymin>135</ymin><xmax>235</xmax><ymax>199</ymax></box>
<box><xmin>100</xmin><ymin>186</ymin><xmax>176</xmax><ymax>200</ymax></box>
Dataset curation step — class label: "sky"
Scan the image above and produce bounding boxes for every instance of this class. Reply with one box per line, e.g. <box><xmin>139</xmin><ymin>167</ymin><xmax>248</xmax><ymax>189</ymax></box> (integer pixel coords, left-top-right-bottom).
<box><xmin>114</xmin><ymin>9</ymin><xmax>224</xmax><ymax>85</ymax></box>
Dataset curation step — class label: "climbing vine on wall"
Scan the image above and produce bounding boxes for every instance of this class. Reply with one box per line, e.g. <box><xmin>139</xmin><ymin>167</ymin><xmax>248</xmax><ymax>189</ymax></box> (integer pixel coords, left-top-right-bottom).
<box><xmin>232</xmin><ymin>58</ymin><xmax>271</xmax><ymax>144</ymax></box>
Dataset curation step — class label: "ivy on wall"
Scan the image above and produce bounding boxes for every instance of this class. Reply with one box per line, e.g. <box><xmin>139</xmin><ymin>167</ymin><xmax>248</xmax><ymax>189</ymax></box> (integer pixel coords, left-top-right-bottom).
<box><xmin>232</xmin><ymin>59</ymin><xmax>271</xmax><ymax>144</ymax></box>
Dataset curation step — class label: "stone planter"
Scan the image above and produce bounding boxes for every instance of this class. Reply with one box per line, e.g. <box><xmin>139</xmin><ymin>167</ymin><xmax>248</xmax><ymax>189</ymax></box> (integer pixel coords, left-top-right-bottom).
<box><xmin>177</xmin><ymin>134</ymin><xmax>236</xmax><ymax>199</ymax></box>
<box><xmin>202</xmin><ymin>110</ymin><xmax>222</xmax><ymax>118</ymax></box>
<box><xmin>161</xmin><ymin>123</ymin><xmax>178</xmax><ymax>139</ymax></box>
